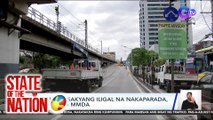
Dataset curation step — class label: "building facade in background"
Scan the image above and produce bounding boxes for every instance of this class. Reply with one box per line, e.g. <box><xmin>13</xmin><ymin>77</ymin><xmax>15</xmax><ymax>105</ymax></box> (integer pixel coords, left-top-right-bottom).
<box><xmin>139</xmin><ymin>0</ymin><xmax>193</xmax><ymax>50</ymax></box>
<box><xmin>193</xmin><ymin>40</ymin><xmax>213</xmax><ymax>51</ymax></box>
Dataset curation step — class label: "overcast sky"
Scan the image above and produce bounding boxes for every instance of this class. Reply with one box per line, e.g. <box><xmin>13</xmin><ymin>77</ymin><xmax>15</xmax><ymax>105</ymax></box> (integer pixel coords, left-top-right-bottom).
<box><xmin>31</xmin><ymin>0</ymin><xmax>212</xmax><ymax>60</ymax></box>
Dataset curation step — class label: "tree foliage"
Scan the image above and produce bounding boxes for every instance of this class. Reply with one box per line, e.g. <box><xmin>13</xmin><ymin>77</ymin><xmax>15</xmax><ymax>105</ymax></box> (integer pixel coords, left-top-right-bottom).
<box><xmin>153</xmin><ymin>58</ymin><xmax>166</xmax><ymax>67</ymax></box>
<box><xmin>20</xmin><ymin>51</ymin><xmax>61</xmax><ymax>72</ymax></box>
<box><xmin>127</xmin><ymin>48</ymin><xmax>158</xmax><ymax>66</ymax></box>
<box><xmin>147</xmin><ymin>50</ymin><xmax>158</xmax><ymax>66</ymax></box>
<box><xmin>33</xmin><ymin>53</ymin><xmax>61</xmax><ymax>70</ymax></box>
<box><xmin>128</xmin><ymin>48</ymin><xmax>148</xmax><ymax>66</ymax></box>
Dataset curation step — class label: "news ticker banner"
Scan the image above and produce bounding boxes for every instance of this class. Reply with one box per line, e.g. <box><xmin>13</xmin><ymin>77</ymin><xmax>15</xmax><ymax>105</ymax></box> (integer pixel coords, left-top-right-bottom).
<box><xmin>5</xmin><ymin>74</ymin><xmax>202</xmax><ymax>114</ymax></box>
<box><xmin>63</xmin><ymin>110</ymin><xmax>213</xmax><ymax>115</ymax></box>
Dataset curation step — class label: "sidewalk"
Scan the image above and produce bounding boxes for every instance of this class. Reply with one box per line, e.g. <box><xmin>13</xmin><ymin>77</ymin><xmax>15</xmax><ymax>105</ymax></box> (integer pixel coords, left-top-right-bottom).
<box><xmin>135</xmin><ymin>76</ymin><xmax>166</xmax><ymax>93</ymax></box>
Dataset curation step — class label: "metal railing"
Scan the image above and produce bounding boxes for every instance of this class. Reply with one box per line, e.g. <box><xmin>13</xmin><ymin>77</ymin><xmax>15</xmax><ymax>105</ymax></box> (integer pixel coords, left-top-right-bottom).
<box><xmin>27</xmin><ymin>7</ymin><xmax>101</xmax><ymax>55</ymax></box>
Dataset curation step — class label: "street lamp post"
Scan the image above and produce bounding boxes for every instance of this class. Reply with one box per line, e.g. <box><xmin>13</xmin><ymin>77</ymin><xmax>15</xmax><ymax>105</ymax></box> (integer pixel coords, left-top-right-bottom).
<box><xmin>123</xmin><ymin>46</ymin><xmax>133</xmax><ymax>72</ymax></box>
<box><xmin>101</xmin><ymin>40</ymin><xmax>103</xmax><ymax>66</ymax></box>
<box><xmin>130</xmin><ymin>50</ymin><xmax>133</xmax><ymax>70</ymax></box>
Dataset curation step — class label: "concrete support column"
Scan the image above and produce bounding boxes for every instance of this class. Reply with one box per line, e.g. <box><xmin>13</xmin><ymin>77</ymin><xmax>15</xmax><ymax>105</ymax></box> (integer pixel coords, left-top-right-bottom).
<box><xmin>0</xmin><ymin>13</ymin><xmax>20</xmax><ymax>102</ymax></box>
<box><xmin>0</xmin><ymin>0</ymin><xmax>57</xmax><ymax>110</ymax></box>
<box><xmin>0</xmin><ymin>13</ymin><xmax>20</xmax><ymax>79</ymax></box>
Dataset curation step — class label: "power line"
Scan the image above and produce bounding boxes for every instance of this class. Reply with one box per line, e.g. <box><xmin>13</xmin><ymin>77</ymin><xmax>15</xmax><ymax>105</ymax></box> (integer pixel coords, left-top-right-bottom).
<box><xmin>192</xmin><ymin>1</ymin><xmax>212</xmax><ymax>24</ymax></box>
<box><xmin>192</xmin><ymin>0</ymin><xmax>197</xmax><ymax>10</ymax></box>
<box><xmin>59</xmin><ymin>12</ymin><xmax>83</xmax><ymax>29</ymax></box>
<box><xmin>192</xmin><ymin>1</ymin><xmax>204</xmax><ymax>23</ymax></box>
<box><xmin>202</xmin><ymin>0</ymin><xmax>208</xmax><ymax>10</ymax></box>
<box><xmin>58</xmin><ymin>2</ymin><xmax>83</xmax><ymax>24</ymax></box>
<box><xmin>46</xmin><ymin>4</ymin><xmax>87</xmax><ymax>40</ymax></box>
<box><xmin>31</xmin><ymin>4</ymin><xmax>81</xmax><ymax>33</ymax></box>
<box><xmin>57</xmin><ymin>2</ymin><xmax>103</xmax><ymax>44</ymax></box>
<box><xmin>32</xmin><ymin>2</ymin><xmax>102</xmax><ymax>53</ymax></box>
<box><xmin>200</xmin><ymin>0</ymin><xmax>212</xmax><ymax>32</ymax></box>
<box><xmin>39</xmin><ymin>3</ymin><xmax>85</xmax><ymax>33</ymax></box>
<box><xmin>55</xmin><ymin>3</ymin><xmax>99</xmax><ymax>46</ymax></box>
<box><xmin>52</xmin><ymin>4</ymin><xmax>84</xmax><ymax>30</ymax></box>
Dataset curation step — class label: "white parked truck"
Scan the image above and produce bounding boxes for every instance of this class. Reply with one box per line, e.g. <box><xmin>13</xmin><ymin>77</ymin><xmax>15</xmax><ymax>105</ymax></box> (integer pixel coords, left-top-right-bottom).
<box><xmin>158</xmin><ymin>63</ymin><xmax>197</xmax><ymax>92</ymax></box>
<box><xmin>154</xmin><ymin>66</ymin><xmax>160</xmax><ymax>84</ymax></box>
<box><xmin>42</xmin><ymin>59</ymin><xmax>103</xmax><ymax>92</ymax></box>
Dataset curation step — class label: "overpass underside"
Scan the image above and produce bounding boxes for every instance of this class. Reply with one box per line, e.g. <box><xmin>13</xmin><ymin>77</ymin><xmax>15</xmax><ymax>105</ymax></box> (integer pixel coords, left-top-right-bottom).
<box><xmin>20</xmin><ymin>40</ymin><xmax>80</xmax><ymax>60</ymax></box>
<box><xmin>20</xmin><ymin>15</ymin><xmax>115</xmax><ymax>63</ymax></box>
<box><xmin>20</xmin><ymin>16</ymin><xmax>83</xmax><ymax>60</ymax></box>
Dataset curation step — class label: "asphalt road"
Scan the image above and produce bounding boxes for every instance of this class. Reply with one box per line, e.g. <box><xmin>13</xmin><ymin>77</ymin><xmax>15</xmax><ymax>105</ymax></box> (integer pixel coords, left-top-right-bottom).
<box><xmin>0</xmin><ymin>65</ymin><xmax>195</xmax><ymax>120</ymax></box>
<box><xmin>93</xmin><ymin>65</ymin><xmax>143</xmax><ymax>93</ymax></box>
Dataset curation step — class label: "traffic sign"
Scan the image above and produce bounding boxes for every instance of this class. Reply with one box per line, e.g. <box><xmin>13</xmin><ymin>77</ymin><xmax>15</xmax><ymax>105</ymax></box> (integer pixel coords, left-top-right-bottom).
<box><xmin>163</xmin><ymin>7</ymin><xmax>178</xmax><ymax>22</ymax></box>
<box><xmin>158</xmin><ymin>22</ymin><xmax>187</xmax><ymax>59</ymax></box>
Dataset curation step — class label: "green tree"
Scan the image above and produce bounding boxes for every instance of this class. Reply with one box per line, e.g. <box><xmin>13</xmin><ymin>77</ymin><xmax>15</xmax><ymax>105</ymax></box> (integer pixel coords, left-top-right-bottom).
<box><xmin>128</xmin><ymin>48</ymin><xmax>149</xmax><ymax>66</ymax></box>
<box><xmin>153</xmin><ymin>58</ymin><xmax>166</xmax><ymax>67</ymax></box>
<box><xmin>147</xmin><ymin>50</ymin><xmax>158</xmax><ymax>85</ymax></box>
<box><xmin>147</xmin><ymin>50</ymin><xmax>158</xmax><ymax>65</ymax></box>
<box><xmin>127</xmin><ymin>48</ymin><xmax>149</xmax><ymax>80</ymax></box>
<box><xmin>33</xmin><ymin>53</ymin><xmax>61</xmax><ymax>72</ymax></box>
<box><xmin>19</xmin><ymin>55</ymin><xmax>32</xmax><ymax>68</ymax></box>
<box><xmin>20</xmin><ymin>51</ymin><xmax>61</xmax><ymax>72</ymax></box>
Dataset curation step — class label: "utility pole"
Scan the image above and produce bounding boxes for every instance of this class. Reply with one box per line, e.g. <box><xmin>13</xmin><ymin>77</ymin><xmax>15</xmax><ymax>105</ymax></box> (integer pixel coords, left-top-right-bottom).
<box><xmin>55</xmin><ymin>5</ymin><xmax>59</xmax><ymax>32</ymax></box>
<box><xmin>84</xmin><ymin>19</ymin><xmax>88</xmax><ymax>49</ymax></box>
<box><xmin>212</xmin><ymin>0</ymin><xmax>213</xmax><ymax>37</ymax></box>
<box><xmin>171</xmin><ymin>59</ymin><xmax>175</xmax><ymax>92</ymax></box>
<box><xmin>101</xmin><ymin>40</ymin><xmax>103</xmax><ymax>65</ymax></box>
<box><xmin>169</xmin><ymin>0</ymin><xmax>176</xmax><ymax>92</ymax></box>
<box><xmin>131</xmin><ymin>49</ymin><xmax>133</xmax><ymax>72</ymax></box>
<box><xmin>101</xmin><ymin>40</ymin><xmax>103</xmax><ymax>54</ymax></box>
<box><xmin>84</xmin><ymin>20</ymin><xmax>88</xmax><ymax>68</ymax></box>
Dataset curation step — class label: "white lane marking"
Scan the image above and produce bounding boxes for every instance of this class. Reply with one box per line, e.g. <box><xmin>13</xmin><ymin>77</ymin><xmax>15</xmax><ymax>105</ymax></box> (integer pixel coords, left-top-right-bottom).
<box><xmin>130</xmin><ymin>73</ymin><xmax>165</xmax><ymax>120</ymax></box>
<box><xmin>51</xmin><ymin>115</ymin><xmax>63</xmax><ymax>120</ymax></box>
<box><xmin>129</xmin><ymin>73</ymin><xmax>143</xmax><ymax>93</ymax></box>
<box><xmin>93</xmin><ymin>78</ymin><xmax>115</xmax><ymax>93</ymax></box>
<box><xmin>103</xmin><ymin>65</ymin><xmax>117</xmax><ymax>79</ymax></box>
<box><xmin>93</xmin><ymin>66</ymin><xmax>121</xmax><ymax>93</ymax></box>
<box><xmin>132</xmin><ymin>76</ymin><xmax>153</xmax><ymax>93</ymax></box>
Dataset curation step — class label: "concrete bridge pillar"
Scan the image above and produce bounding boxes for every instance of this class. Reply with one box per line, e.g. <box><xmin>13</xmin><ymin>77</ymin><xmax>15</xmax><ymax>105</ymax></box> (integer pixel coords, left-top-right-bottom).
<box><xmin>0</xmin><ymin>0</ymin><xmax>57</xmax><ymax>105</ymax></box>
<box><xmin>0</xmin><ymin>13</ymin><xmax>21</xmax><ymax>79</ymax></box>
<box><xmin>0</xmin><ymin>0</ymin><xmax>57</xmax><ymax>78</ymax></box>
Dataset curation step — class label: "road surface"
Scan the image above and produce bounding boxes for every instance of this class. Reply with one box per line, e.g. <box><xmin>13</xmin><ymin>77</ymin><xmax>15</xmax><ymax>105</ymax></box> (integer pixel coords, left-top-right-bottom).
<box><xmin>0</xmin><ymin>65</ymin><xmax>195</xmax><ymax>120</ymax></box>
<box><xmin>94</xmin><ymin>65</ymin><xmax>143</xmax><ymax>93</ymax></box>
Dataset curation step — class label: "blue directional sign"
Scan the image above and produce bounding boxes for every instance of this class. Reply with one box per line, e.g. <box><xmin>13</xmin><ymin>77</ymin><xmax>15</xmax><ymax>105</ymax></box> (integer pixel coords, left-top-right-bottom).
<box><xmin>163</xmin><ymin>7</ymin><xmax>179</xmax><ymax>22</ymax></box>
